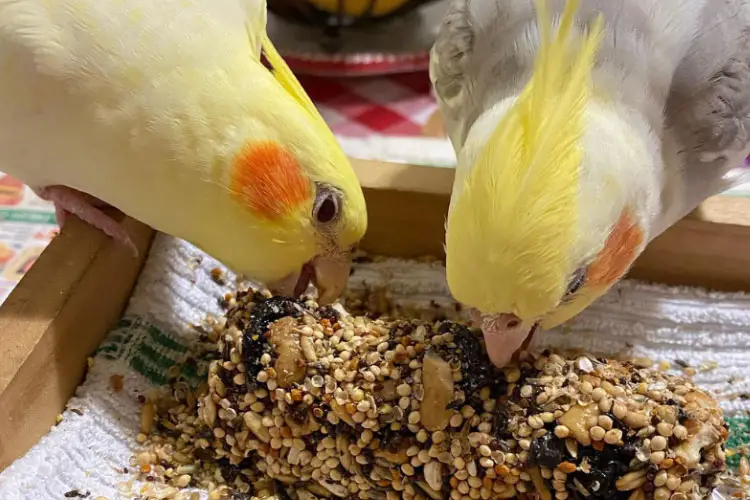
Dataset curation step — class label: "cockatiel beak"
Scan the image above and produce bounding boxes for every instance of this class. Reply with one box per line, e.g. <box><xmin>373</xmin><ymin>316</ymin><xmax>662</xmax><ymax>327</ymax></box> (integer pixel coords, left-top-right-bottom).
<box><xmin>268</xmin><ymin>251</ymin><xmax>352</xmax><ymax>305</ymax></box>
<box><xmin>470</xmin><ymin>309</ymin><xmax>539</xmax><ymax>368</ymax></box>
<box><xmin>311</xmin><ymin>252</ymin><xmax>352</xmax><ymax>305</ymax></box>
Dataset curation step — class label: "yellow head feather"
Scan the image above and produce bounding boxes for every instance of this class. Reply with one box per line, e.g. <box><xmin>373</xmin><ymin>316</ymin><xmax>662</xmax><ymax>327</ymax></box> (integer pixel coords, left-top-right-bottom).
<box><xmin>446</xmin><ymin>0</ymin><xmax>604</xmax><ymax>319</ymax></box>
<box><xmin>259</xmin><ymin>32</ymin><xmax>322</xmax><ymax>123</ymax></box>
<box><xmin>248</xmin><ymin>28</ymin><xmax>366</xmax><ymax>248</ymax></box>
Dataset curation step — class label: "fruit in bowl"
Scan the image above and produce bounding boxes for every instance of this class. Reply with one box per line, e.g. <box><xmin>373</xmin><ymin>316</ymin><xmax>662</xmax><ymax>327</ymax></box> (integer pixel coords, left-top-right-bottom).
<box><xmin>268</xmin><ymin>0</ymin><xmax>439</xmax><ymax>34</ymax></box>
<box><xmin>308</xmin><ymin>0</ymin><xmax>413</xmax><ymax>17</ymax></box>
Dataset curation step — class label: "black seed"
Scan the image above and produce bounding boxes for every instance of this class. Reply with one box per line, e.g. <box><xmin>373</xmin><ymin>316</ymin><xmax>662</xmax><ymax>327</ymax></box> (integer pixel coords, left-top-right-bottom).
<box><xmin>568</xmin><ymin>439</ymin><xmax>636</xmax><ymax>500</ymax></box>
<box><xmin>520</xmin><ymin>364</ymin><xmax>541</xmax><ymax>381</ymax></box>
<box><xmin>492</xmin><ymin>405</ymin><xmax>512</xmax><ymax>439</ymax></box>
<box><xmin>218</xmin><ymin>456</ymin><xmax>255</xmax><ymax>482</ymax></box>
<box><xmin>275</xmin><ymin>481</ymin><xmax>294</xmax><ymax>500</ymax></box>
<box><xmin>529</xmin><ymin>433</ymin><xmax>566</xmax><ymax>468</ymax></box>
<box><xmin>237</xmin><ymin>295</ymin><xmax>304</xmax><ymax>384</ymax></box>
<box><xmin>438</xmin><ymin>323</ymin><xmax>506</xmax><ymax>399</ymax></box>
<box><xmin>194</xmin><ymin>447</ymin><xmax>215</xmax><ymax>462</ymax></box>
<box><xmin>677</xmin><ymin>407</ymin><xmax>690</xmax><ymax>424</ymax></box>
<box><xmin>352</xmin><ymin>254</ymin><xmax>373</xmax><ymax>264</ymax></box>
<box><xmin>288</xmin><ymin>402</ymin><xmax>309</xmax><ymax>425</ymax></box>
<box><xmin>437</xmin><ymin>322</ymin><xmax>453</xmax><ymax>334</ymax></box>
<box><xmin>318</xmin><ymin>305</ymin><xmax>340</xmax><ymax>323</ymax></box>
<box><xmin>447</xmin><ymin>399</ymin><xmax>464</xmax><ymax>410</ymax></box>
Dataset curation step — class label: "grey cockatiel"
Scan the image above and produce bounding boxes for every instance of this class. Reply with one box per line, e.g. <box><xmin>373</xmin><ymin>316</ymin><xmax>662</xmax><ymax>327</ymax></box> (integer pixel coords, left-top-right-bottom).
<box><xmin>430</xmin><ymin>0</ymin><xmax>750</xmax><ymax>367</ymax></box>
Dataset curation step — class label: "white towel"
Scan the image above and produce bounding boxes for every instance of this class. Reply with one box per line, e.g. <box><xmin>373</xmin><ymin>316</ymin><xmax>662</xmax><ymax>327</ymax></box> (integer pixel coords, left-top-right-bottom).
<box><xmin>0</xmin><ymin>234</ymin><xmax>747</xmax><ymax>500</ymax></box>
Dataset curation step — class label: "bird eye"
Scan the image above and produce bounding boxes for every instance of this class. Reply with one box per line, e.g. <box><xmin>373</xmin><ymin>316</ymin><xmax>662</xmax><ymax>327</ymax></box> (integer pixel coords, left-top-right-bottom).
<box><xmin>565</xmin><ymin>267</ymin><xmax>587</xmax><ymax>297</ymax></box>
<box><xmin>313</xmin><ymin>184</ymin><xmax>341</xmax><ymax>225</ymax></box>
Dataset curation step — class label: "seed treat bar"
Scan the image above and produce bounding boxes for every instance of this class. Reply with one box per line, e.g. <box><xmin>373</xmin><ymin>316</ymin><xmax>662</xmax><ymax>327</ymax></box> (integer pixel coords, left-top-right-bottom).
<box><xmin>133</xmin><ymin>290</ymin><xmax>729</xmax><ymax>500</ymax></box>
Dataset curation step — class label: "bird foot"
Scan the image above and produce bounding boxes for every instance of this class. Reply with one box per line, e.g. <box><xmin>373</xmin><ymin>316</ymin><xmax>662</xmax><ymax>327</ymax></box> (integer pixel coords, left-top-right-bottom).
<box><xmin>34</xmin><ymin>185</ymin><xmax>138</xmax><ymax>257</ymax></box>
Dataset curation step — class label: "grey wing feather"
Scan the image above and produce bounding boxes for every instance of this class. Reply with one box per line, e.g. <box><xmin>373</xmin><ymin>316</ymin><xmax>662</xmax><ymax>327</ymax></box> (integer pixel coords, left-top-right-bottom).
<box><xmin>658</xmin><ymin>0</ymin><xmax>750</xmax><ymax>235</ymax></box>
<box><xmin>429</xmin><ymin>0</ymin><xmax>475</xmax><ymax>152</ymax></box>
<box><xmin>430</xmin><ymin>0</ymin><xmax>542</xmax><ymax>152</ymax></box>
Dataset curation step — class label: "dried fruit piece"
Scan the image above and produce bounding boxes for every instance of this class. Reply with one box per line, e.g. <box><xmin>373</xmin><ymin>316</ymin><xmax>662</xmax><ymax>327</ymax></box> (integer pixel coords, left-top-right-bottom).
<box><xmin>377</xmin><ymin>380</ymin><xmax>398</xmax><ymax>402</ymax></box>
<box><xmin>267</xmin><ymin>317</ymin><xmax>306</xmax><ymax>387</ymax></box>
<box><xmin>528</xmin><ymin>466</ymin><xmax>552</xmax><ymax>500</ymax></box>
<box><xmin>558</xmin><ymin>404</ymin><xmax>600</xmax><ymax>446</ymax></box>
<box><xmin>673</xmin><ymin>420</ymin><xmax>721</xmax><ymax>467</ymax></box>
<box><xmin>423</xmin><ymin>461</ymin><xmax>442</xmax><ymax>491</ymax></box>
<box><xmin>329</xmin><ymin>400</ymin><xmax>356</xmax><ymax>427</ymax></box>
<box><xmin>420</xmin><ymin>351</ymin><xmax>455</xmax><ymax>431</ymax></box>
<box><xmin>373</xmin><ymin>447</ymin><xmax>409</xmax><ymax>464</ymax></box>
<box><xmin>530</xmin><ymin>433</ymin><xmax>567</xmax><ymax>468</ymax></box>
<box><xmin>616</xmin><ymin>469</ymin><xmax>648</xmax><ymax>491</ymax></box>
<box><xmin>243</xmin><ymin>411</ymin><xmax>271</xmax><ymax>443</ymax></box>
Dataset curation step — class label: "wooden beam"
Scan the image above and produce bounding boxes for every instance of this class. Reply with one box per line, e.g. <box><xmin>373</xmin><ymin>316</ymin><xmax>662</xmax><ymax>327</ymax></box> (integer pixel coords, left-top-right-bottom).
<box><xmin>0</xmin><ymin>213</ymin><xmax>154</xmax><ymax>471</ymax></box>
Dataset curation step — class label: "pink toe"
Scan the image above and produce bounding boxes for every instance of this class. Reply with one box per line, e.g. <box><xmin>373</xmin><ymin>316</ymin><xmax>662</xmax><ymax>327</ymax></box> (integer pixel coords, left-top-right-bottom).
<box><xmin>34</xmin><ymin>185</ymin><xmax>137</xmax><ymax>256</ymax></box>
<box><xmin>54</xmin><ymin>205</ymin><xmax>67</xmax><ymax>227</ymax></box>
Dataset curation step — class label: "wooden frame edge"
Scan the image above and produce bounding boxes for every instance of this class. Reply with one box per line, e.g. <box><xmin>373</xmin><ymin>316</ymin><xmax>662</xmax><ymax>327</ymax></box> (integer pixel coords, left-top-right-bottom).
<box><xmin>0</xmin><ymin>214</ymin><xmax>154</xmax><ymax>470</ymax></box>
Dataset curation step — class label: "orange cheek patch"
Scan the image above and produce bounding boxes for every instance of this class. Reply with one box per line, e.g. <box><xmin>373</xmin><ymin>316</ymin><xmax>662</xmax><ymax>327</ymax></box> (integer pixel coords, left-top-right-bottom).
<box><xmin>230</xmin><ymin>141</ymin><xmax>310</xmax><ymax>220</ymax></box>
<box><xmin>588</xmin><ymin>211</ymin><xmax>644</xmax><ymax>287</ymax></box>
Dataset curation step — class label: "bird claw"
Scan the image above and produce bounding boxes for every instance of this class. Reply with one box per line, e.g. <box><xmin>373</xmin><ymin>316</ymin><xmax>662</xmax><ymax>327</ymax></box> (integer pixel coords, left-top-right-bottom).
<box><xmin>34</xmin><ymin>185</ymin><xmax>138</xmax><ymax>257</ymax></box>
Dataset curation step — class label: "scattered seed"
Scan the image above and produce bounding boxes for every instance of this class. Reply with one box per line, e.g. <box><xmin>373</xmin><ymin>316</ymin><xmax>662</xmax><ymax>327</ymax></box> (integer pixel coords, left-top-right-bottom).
<box><xmin>127</xmin><ymin>290</ymin><xmax>730</xmax><ymax>500</ymax></box>
<box><xmin>673</xmin><ymin>425</ymin><xmax>688</xmax><ymax>440</ymax></box>
<box><xmin>604</xmin><ymin>428</ymin><xmax>622</xmax><ymax>445</ymax></box>
<box><xmin>554</xmin><ymin>425</ymin><xmax>570</xmax><ymax>439</ymax></box>
<box><xmin>650</xmin><ymin>436</ymin><xmax>667</xmax><ymax>451</ymax></box>
<box><xmin>589</xmin><ymin>426</ymin><xmax>606</xmax><ymax>442</ymax></box>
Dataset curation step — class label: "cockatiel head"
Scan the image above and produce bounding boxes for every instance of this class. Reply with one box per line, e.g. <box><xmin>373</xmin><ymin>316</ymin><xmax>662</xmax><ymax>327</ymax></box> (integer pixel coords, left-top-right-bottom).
<box><xmin>0</xmin><ymin>0</ymin><xmax>365</xmax><ymax>305</ymax></box>
<box><xmin>192</xmin><ymin>23</ymin><xmax>367</xmax><ymax>304</ymax></box>
<box><xmin>445</xmin><ymin>0</ymin><xmax>659</xmax><ymax>366</ymax></box>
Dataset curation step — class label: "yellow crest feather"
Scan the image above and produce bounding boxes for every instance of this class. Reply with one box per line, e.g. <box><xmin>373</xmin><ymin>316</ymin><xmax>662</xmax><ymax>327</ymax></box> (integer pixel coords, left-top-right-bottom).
<box><xmin>446</xmin><ymin>0</ymin><xmax>604</xmax><ymax>318</ymax></box>
<box><xmin>251</xmin><ymin>27</ymin><xmax>367</xmax><ymax>249</ymax></box>
<box><xmin>259</xmin><ymin>33</ymin><xmax>323</xmax><ymax>122</ymax></box>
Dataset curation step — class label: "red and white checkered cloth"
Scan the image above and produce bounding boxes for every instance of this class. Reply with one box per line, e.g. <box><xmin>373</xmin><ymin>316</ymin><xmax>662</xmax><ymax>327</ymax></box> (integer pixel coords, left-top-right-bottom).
<box><xmin>299</xmin><ymin>71</ymin><xmax>439</xmax><ymax>138</ymax></box>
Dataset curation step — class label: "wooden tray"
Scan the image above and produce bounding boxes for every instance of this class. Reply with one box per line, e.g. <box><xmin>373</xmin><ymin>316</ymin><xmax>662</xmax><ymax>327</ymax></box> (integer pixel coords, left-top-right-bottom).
<box><xmin>2</xmin><ymin>159</ymin><xmax>750</xmax><ymax>470</ymax></box>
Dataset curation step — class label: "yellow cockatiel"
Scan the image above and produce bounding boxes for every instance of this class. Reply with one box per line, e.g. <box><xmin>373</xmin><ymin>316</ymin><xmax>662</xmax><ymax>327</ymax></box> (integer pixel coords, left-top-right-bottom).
<box><xmin>431</xmin><ymin>0</ymin><xmax>750</xmax><ymax>366</ymax></box>
<box><xmin>0</xmin><ymin>0</ymin><xmax>367</xmax><ymax>303</ymax></box>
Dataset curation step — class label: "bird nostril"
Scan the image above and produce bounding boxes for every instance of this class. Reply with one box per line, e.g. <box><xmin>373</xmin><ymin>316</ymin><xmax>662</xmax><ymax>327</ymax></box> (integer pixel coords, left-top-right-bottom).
<box><xmin>506</xmin><ymin>319</ymin><xmax>520</xmax><ymax>329</ymax></box>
